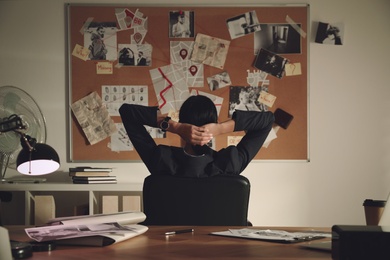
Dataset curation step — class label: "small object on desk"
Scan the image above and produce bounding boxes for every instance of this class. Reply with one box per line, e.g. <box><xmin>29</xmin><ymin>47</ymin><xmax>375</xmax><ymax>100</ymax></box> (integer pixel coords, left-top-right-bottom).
<box><xmin>10</xmin><ymin>241</ymin><xmax>33</xmax><ymax>259</ymax></box>
<box><xmin>332</xmin><ymin>225</ymin><xmax>390</xmax><ymax>260</ymax></box>
<box><xmin>165</xmin><ymin>228</ymin><xmax>194</xmax><ymax>235</ymax></box>
<box><xmin>31</xmin><ymin>241</ymin><xmax>56</xmax><ymax>252</ymax></box>
<box><xmin>6</xmin><ymin>176</ymin><xmax>47</xmax><ymax>183</ymax></box>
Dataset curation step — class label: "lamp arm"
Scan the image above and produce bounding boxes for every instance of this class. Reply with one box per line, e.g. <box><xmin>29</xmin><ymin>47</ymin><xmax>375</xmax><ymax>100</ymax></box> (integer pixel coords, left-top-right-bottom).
<box><xmin>19</xmin><ymin>134</ymin><xmax>36</xmax><ymax>152</ymax></box>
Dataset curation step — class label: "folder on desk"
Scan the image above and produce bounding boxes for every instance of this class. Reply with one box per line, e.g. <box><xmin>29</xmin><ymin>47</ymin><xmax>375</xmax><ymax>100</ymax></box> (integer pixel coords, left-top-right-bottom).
<box><xmin>211</xmin><ymin>228</ymin><xmax>330</xmax><ymax>243</ymax></box>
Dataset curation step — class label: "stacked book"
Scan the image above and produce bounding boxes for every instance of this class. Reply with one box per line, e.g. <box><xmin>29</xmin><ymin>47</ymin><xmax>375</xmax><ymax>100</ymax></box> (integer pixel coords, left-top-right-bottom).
<box><xmin>69</xmin><ymin>167</ymin><xmax>117</xmax><ymax>184</ymax></box>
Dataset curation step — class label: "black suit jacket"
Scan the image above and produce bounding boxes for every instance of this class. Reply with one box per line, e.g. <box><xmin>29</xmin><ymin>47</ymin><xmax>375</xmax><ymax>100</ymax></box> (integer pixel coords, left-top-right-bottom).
<box><xmin>119</xmin><ymin>104</ymin><xmax>274</xmax><ymax>177</ymax></box>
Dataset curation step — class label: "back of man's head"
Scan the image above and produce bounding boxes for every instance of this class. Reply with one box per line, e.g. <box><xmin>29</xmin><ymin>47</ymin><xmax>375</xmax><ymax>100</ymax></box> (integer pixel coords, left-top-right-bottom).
<box><xmin>179</xmin><ymin>95</ymin><xmax>217</xmax><ymax>126</ymax></box>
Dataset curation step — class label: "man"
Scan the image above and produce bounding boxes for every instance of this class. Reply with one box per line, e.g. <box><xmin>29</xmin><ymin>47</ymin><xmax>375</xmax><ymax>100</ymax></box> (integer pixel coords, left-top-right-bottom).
<box><xmin>136</xmin><ymin>51</ymin><xmax>147</xmax><ymax>66</ymax></box>
<box><xmin>172</xmin><ymin>11</ymin><xmax>191</xmax><ymax>38</ymax></box>
<box><xmin>119</xmin><ymin>95</ymin><xmax>274</xmax><ymax>177</ymax></box>
<box><xmin>88</xmin><ymin>26</ymin><xmax>107</xmax><ymax>60</ymax></box>
<box><xmin>234</xmin><ymin>88</ymin><xmax>261</xmax><ymax>112</ymax></box>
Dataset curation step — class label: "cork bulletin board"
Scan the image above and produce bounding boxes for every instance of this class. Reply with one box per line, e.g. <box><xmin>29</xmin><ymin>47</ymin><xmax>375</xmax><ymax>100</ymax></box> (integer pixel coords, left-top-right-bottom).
<box><xmin>66</xmin><ymin>4</ymin><xmax>309</xmax><ymax>162</ymax></box>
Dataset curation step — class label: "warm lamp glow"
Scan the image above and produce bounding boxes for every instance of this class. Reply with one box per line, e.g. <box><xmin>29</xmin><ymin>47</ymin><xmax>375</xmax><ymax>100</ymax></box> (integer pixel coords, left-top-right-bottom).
<box><xmin>16</xmin><ymin>142</ymin><xmax>60</xmax><ymax>175</ymax></box>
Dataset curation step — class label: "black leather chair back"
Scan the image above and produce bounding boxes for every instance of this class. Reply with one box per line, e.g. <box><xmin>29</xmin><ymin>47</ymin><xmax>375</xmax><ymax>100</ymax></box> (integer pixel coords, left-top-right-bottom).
<box><xmin>142</xmin><ymin>174</ymin><xmax>250</xmax><ymax>226</ymax></box>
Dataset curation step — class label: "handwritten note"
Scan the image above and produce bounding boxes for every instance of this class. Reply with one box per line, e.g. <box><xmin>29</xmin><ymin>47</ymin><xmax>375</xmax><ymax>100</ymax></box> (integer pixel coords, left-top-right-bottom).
<box><xmin>96</xmin><ymin>62</ymin><xmax>113</xmax><ymax>74</ymax></box>
<box><xmin>285</xmin><ymin>63</ymin><xmax>302</xmax><ymax>76</ymax></box>
<box><xmin>72</xmin><ymin>44</ymin><xmax>90</xmax><ymax>61</ymax></box>
<box><xmin>227</xmin><ymin>136</ymin><xmax>243</xmax><ymax>146</ymax></box>
<box><xmin>259</xmin><ymin>91</ymin><xmax>276</xmax><ymax>108</ymax></box>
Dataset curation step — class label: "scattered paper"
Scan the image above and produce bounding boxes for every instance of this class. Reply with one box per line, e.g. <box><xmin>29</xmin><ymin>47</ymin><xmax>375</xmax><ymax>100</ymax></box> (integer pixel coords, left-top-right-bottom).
<box><xmin>71</xmin><ymin>91</ymin><xmax>117</xmax><ymax>145</ymax></box>
<box><xmin>190</xmin><ymin>33</ymin><xmax>230</xmax><ymax>69</ymax></box>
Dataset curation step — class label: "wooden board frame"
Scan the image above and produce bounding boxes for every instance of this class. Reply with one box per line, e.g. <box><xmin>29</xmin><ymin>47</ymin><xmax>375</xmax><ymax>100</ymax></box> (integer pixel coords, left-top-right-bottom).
<box><xmin>66</xmin><ymin>4</ymin><xmax>309</xmax><ymax>162</ymax></box>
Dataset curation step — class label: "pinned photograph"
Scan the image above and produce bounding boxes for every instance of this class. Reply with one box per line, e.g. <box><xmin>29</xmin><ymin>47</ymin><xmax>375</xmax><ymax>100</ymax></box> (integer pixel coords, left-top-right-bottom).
<box><xmin>84</xmin><ymin>22</ymin><xmax>117</xmax><ymax>61</ymax></box>
<box><xmin>254</xmin><ymin>24</ymin><xmax>302</xmax><ymax>54</ymax></box>
<box><xmin>169</xmin><ymin>10</ymin><xmax>194</xmax><ymax>38</ymax></box>
<box><xmin>254</xmin><ymin>49</ymin><xmax>288</xmax><ymax>79</ymax></box>
<box><xmin>229</xmin><ymin>86</ymin><xmax>267</xmax><ymax>117</ymax></box>
<box><xmin>315</xmin><ymin>22</ymin><xmax>343</xmax><ymax>45</ymax></box>
<box><xmin>118</xmin><ymin>44</ymin><xmax>152</xmax><ymax>66</ymax></box>
<box><xmin>207</xmin><ymin>71</ymin><xmax>231</xmax><ymax>91</ymax></box>
<box><xmin>227</xmin><ymin>10</ymin><xmax>261</xmax><ymax>39</ymax></box>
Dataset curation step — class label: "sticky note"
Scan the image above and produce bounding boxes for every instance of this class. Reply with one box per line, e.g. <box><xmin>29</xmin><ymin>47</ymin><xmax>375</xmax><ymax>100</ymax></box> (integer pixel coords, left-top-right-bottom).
<box><xmin>96</xmin><ymin>62</ymin><xmax>113</xmax><ymax>74</ymax></box>
<box><xmin>72</xmin><ymin>44</ymin><xmax>90</xmax><ymax>61</ymax></box>
<box><xmin>285</xmin><ymin>63</ymin><xmax>302</xmax><ymax>76</ymax></box>
<box><xmin>259</xmin><ymin>91</ymin><xmax>277</xmax><ymax>108</ymax></box>
<box><xmin>227</xmin><ymin>136</ymin><xmax>243</xmax><ymax>146</ymax></box>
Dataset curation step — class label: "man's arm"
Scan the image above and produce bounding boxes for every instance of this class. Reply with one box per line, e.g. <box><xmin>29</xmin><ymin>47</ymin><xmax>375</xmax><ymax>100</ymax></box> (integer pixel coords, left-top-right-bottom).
<box><xmin>157</xmin><ymin>115</ymin><xmax>236</xmax><ymax>146</ymax></box>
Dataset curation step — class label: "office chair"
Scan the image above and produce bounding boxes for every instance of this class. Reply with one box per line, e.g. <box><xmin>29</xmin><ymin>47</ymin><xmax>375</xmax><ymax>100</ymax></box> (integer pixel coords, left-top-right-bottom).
<box><xmin>142</xmin><ymin>174</ymin><xmax>251</xmax><ymax>226</ymax></box>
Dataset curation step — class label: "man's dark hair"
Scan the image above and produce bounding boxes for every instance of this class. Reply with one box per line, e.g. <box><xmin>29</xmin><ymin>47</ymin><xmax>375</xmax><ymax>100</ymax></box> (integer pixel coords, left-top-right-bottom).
<box><xmin>179</xmin><ymin>95</ymin><xmax>217</xmax><ymax>126</ymax></box>
<box><xmin>179</xmin><ymin>95</ymin><xmax>217</xmax><ymax>154</ymax></box>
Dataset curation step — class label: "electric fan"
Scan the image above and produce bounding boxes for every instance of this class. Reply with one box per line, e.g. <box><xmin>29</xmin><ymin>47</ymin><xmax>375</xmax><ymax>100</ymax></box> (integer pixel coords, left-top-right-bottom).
<box><xmin>0</xmin><ymin>86</ymin><xmax>47</xmax><ymax>181</ymax></box>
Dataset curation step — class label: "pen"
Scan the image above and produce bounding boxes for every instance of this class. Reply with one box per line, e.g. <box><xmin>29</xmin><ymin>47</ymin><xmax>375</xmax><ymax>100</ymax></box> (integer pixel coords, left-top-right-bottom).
<box><xmin>165</xmin><ymin>229</ymin><xmax>194</xmax><ymax>235</ymax></box>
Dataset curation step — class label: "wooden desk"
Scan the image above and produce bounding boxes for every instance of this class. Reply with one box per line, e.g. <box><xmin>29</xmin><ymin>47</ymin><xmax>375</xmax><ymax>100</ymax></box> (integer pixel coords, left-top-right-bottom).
<box><xmin>8</xmin><ymin>226</ymin><xmax>331</xmax><ymax>259</ymax></box>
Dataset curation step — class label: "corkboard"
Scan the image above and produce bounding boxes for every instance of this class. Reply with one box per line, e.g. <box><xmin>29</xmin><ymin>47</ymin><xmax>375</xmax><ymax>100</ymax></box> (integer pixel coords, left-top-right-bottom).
<box><xmin>66</xmin><ymin>4</ymin><xmax>309</xmax><ymax>162</ymax></box>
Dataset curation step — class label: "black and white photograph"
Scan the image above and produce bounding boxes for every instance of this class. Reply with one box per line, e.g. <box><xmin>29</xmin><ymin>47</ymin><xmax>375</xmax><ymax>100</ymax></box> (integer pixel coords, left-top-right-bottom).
<box><xmin>207</xmin><ymin>71</ymin><xmax>231</xmax><ymax>91</ymax></box>
<box><xmin>84</xmin><ymin>22</ymin><xmax>118</xmax><ymax>61</ymax></box>
<box><xmin>315</xmin><ymin>21</ymin><xmax>343</xmax><ymax>45</ymax></box>
<box><xmin>226</xmin><ymin>10</ymin><xmax>261</xmax><ymax>40</ymax></box>
<box><xmin>118</xmin><ymin>44</ymin><xmax>152</xmax><ymax>66</ymax></box>
<box><xmin>254</xmin><ymin>24</ymin><xmax>301</xmax><ymax>54</ymax></box>
<box><xmin>254</xmin><ymin>48</ymin><xmax>288</xmax><ymax>79</ymax></box>
<box><xmin>228</xmin><ymin>86</ymin><xmax>268</xmax><ymax>117</ymax></box>
<box><xmin>169</xmin><ymin>10</ymin><xmax>195</xmax><ymax>38</ymax></box>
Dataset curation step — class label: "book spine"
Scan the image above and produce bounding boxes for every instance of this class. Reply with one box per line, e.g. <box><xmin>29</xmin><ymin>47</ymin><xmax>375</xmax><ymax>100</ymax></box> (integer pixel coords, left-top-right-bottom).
<box><xmin>69</xmin><ymin>172</ymin><xmax>111</xmax><ymax>177</ymax></box>
<box><xmin>69</xmin><ymin>167</ymin><xmax>112</xmax><ymax>172</ymax></box>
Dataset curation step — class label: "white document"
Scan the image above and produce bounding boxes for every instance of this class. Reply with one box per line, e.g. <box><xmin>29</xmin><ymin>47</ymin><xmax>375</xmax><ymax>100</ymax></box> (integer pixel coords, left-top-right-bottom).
<box><xmin>25</xmin><ymin>211</ymin><xmax>147</xmax><ymax>246</ymax></box>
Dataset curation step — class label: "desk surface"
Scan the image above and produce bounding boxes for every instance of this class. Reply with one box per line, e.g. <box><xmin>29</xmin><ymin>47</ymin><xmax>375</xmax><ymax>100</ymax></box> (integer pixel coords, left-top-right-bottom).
<box><xmin>8</xmin><ymin>226</ymin><xmax>331</xmax><ymax>260</ymax></box>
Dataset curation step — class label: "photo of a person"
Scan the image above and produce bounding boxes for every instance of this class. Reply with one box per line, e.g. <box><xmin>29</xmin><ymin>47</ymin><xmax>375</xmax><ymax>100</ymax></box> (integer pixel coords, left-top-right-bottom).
<box><xmin>88</xmin><ymin>26</ymin><xmax>107</xmax><ymax>60</ymax></box>
<box><xmin>207</xmin><ymin>71</ymin><xmax>231</xmax><ymax>91</ymax></box>
<box><xmin>136</xmin><ymin>51</ymin><xmax>147</xmax><ymax>66</ymax></box>
<box><xmin>169</xmin><ymin>10</ymin><xmax>194</xmax><ymax>38</ymax></box>
<box><xmin>229</xmin><ymin>86</ymin><xmax>265</xmax><ymax>117</ymax></box>
<box><xmin>315</xmin><ymin>22</ymin><xmax>343</xmax><ymax>45</ymax></box>
<box><xmin>84</xmin><ymin>22</ymin><xmax>117</xmax><ymax>61</ymax></box>
<box><xmin>234</xmin><ymin>88</ymin><xmax>261</xmax><ymax>112</ymax></box>
<box><xmin>119</xmin><ymin>47</ymin><xmax>135</xmax><ymax>66</ymax></box>
<box><xmin>118</xmin><ymin>44</ymin><xmax>152</xmax><ymax>66</ymax></box>
<box><xmin>254</xmin><ymin>49</ymin><xmax>288</xmax><ymax>79</ymax></box>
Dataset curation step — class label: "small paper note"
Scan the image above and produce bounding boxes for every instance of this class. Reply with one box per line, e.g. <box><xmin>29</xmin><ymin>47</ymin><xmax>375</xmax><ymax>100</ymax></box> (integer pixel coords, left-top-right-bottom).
<box><xmin>72</xmin><ymin>44</ymin><xmax>90</xmax><ymax>61</ymax></box>
<box><xmin>285</xmin><ymin>63</ymin><xmax>302</xmax><ymax>76</ymax></box>
<box><xmin>259</xmin><ymin>91</ymin><xmax>276</xmax><ymax>108</ymax></box>
<box><xmin>227</xmin><ymin>136</ymin><xmax>243</xmax><ymax>146</ymax></box>
<box><xmin>168</xmin><ymin>110</ymin><xmax>180</xmax><ymax>122</ymax></box>
<box><xmin>96</xmin><ymin>62</ymin><xmax>113</xmax><ymax>74</ymax></box>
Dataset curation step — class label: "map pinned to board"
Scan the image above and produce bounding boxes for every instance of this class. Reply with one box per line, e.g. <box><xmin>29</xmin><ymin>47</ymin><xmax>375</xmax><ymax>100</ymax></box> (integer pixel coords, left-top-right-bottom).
<box><xmin>149</xmin><ymin>64</ymin><xmax>190</xmax><ymax>114</ymax></box>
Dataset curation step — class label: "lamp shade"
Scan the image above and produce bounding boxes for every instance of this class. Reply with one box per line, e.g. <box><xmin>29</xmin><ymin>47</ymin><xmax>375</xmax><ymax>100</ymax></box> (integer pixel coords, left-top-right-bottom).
<box><xmin>16</xmin><ymin>143</ymin><xmax>60</xmax><ymax>175</ymax></box>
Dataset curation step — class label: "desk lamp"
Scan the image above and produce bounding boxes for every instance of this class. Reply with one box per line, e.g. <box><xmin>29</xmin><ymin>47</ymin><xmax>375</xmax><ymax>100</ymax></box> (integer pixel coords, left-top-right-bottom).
<box><xmin>0</xmin><ymin>114</ymin><xmax>60</xmax><ymax>179</ymax></box>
